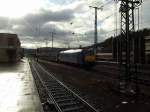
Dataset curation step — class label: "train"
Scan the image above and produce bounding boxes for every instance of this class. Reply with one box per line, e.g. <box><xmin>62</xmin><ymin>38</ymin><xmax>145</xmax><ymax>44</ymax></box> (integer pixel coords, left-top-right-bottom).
<box><xmin>35</xmin><ymin>33</ymin><xmax>150</xmax><ymax>65</ymax></box>
<box><xmin>0</xmin><ymin>33</ymin><xmax>22</xmax><ymax>62</ymax></box>
<box><xmin>96</xmin><ymin>53</ymin><xmax>113</xmax><ymax>61</ymax></box>
<box><xmin>58</xmin><ymin>49</ymin><xmax>96</xmax><ymax>65</ymax></box>
<box><xmin>36</xmin><ymin>47</ymin><xmax>96</xmax><ymax>66</ymax></box>
<box><xmin>36</xmin><ymin>47</ymin><xmax>66</xmax><ymax>62</ymax></box>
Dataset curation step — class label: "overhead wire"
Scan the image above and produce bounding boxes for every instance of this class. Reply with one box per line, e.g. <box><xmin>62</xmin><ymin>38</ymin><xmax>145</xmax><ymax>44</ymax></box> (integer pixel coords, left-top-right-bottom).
<box><xmin>45</xmin><ymin>0</ymin><xmax>71</xmax><ymax>47</ymax></box>
<box><xmin>51</xmin><ymin>0</ymin><xmax>149</xmax><ymax>46</ymax></box>
<box><xmin>101</xmin><ymin>0</ymin><xmax>114</xmax><ymax>8</ymax></box>
<box><xmin>61</xmin><ymin>0</ymin><xmax>118</xmax><ymax>44</ymax></box>
<box><xmin>98</xmin><ymin>2</ymin><xmax>119</xmax><ymax>37</ymax></box>
<box><xmin>96</xmin><ymin>0</ymin><xmax>117</xmax><ymax>40</ymax></box>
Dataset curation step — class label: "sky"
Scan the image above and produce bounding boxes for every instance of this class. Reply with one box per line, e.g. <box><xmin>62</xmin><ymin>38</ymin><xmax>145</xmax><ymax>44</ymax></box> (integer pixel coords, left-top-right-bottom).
<box><xmin>0</xmin><ymin>0</ymin><xmax>149</xmax><ymax>48</ymax></box>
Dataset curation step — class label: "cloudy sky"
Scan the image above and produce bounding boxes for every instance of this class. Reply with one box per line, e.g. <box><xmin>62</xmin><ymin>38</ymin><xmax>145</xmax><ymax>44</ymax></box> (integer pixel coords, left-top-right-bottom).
<box><xmin>0</xmin><ymin>0</ymin><xmax>149</xmax><ymax>48</ymax></box>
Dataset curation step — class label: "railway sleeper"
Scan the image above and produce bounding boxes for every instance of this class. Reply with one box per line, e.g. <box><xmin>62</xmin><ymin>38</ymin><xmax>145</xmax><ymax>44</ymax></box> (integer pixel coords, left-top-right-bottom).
<box><xmin>55</xmin><ymin>97</ymin><xmax>76</xmax><ymax>103</ymax></box>
<box><xmin>53</xmin><ymin>94</ymin><xmax>73</xmax><ymax>99</ymax></box>
<box><xmin>44</xmin><ymin>81</ymin><xmax>58</xmax><ymax>85</ymax></box>
<box><xmin>51</xmin><ymin>92</ymin><xmax>70</xmax><ymax>96</ymax></box>
<box><xmin>56</xmin><ymin>98</ymin><xmax>77</xmax><ymax>104</ymax></box>
<box><xmin>62</xmin><ymin>105</ymin><xmax>84</xmax><ymax>112</ymax></box>
<box><xmin>51</xmin><ymin>89</ymin><xmax>68</xmax><ymax>94</ymax></box>
<box><xmin>52</xmin><ymin>93</ymin><xmax>72</xmax><ymax>98</ymax></box>
<box><xmin>58</xmin><ymin>101</ymin><xmax>81</xmax><ymax>108</ymax></box>
<box><xmin>48</xmin><ymin>84</ymin><xmax>61</xmax><ymax>87</ymax></box>
<box><xmin>51</xmin><ymin>85</ymin><xmax>65</xmax><ymax>89</ymax></box>
<box><xmin>46</xmin><ymin>85</ymin><xmax>62</xmax><ymax>89</ymax></box>
<box><xmin>48</xmin><ymin>88</ymin><xmax>65</xmax><ymax>92</ymax></box>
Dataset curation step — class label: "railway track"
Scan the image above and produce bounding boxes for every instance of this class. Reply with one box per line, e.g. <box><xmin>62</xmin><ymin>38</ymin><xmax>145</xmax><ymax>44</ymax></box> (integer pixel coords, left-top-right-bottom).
<box><xmin>96</xmin><ymin>61</ymin><xmax>150</xmax><ymax>86</ymax></box>
<box><xmin>30</xmin><ymin>60</ymin><xmax>98</xmax><ymax>112</ymax></box>
<box><xmin>39</xmin><ymin>59</ymin><xmax>150</xmax><ymax>87</ymax></box>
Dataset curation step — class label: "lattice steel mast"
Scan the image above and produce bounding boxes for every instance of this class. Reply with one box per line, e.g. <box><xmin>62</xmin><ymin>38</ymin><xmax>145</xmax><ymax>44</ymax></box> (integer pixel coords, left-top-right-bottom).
<box><xmin>118</xmin><ymin>0</ymin><xmax>142</xmax><ymax>91</ymax></box>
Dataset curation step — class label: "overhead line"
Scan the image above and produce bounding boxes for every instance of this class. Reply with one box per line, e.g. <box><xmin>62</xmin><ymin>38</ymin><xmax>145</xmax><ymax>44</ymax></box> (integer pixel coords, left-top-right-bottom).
<box><xmin>101</xmin><ymin>0</ymin><xmax>114</xmax><ymax>7</ymax></box>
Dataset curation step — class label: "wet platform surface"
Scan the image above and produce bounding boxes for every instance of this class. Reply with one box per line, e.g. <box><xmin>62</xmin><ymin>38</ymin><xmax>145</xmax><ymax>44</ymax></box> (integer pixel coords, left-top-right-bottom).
<box><xmin>0</xmin><ymin>58</ymin><xmax>43</xmax><ymax>112</ymax></box>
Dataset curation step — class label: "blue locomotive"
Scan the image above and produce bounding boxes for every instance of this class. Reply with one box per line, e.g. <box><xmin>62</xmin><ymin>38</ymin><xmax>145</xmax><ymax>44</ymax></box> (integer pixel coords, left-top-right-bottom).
<box><xmin>58</xmin><ymin>49</ymin><xmax>96</xmax><ymax>65</ymax></box>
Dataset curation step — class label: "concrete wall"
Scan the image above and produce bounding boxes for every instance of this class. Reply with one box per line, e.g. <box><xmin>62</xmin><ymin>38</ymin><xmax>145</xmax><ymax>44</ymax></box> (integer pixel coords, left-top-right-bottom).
<box><xmin>0</xmin><ymin>48</ymin><xmax>9</xmax><ymax>62</ymax></box>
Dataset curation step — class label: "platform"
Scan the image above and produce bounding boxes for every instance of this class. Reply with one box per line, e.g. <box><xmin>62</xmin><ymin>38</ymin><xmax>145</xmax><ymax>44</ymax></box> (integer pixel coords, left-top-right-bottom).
<box><xmin>0</xmin><ymin>58</ymin><xmax>43</xmax><ymax>112</ymax></box>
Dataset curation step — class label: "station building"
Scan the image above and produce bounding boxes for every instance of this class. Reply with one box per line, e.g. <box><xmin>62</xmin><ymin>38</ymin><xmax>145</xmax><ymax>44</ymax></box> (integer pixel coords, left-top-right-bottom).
<box><xmin>0</xmin><ymin>33</ymin><xmax>21</xmax><ymax>62</ymax></box>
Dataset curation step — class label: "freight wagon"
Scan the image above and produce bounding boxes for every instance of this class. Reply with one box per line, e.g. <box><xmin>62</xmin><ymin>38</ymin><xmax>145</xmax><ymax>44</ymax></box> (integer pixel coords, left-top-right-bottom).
<box><xmin>36</xmin><ymin>47</ymin><xmax>66</xmax><ymax>62</ymax></box>
<box><xmin>0</xmin><ymin>33</ymin><xmax>21</xmax><ymax>62</ymax></box>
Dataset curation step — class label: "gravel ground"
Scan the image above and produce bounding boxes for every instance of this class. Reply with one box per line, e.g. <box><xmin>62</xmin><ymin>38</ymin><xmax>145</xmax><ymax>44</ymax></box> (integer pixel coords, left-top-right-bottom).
<box><xmin>39</xmin><ymin>60</ymin><xmax>150</xmax><ymax>112</ymax></box>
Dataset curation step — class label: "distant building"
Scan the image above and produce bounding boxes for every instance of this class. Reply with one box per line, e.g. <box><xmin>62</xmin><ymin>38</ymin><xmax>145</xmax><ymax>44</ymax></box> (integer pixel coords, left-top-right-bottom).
<box><xmin>0</xmin><ymin>33</ymin><xmax>21</xmax><ymax>62</ymax></box>
<box><xmin>145</xmin><ymin>36</ymin><xmax>150</xmax><ymax>63</ymax></box>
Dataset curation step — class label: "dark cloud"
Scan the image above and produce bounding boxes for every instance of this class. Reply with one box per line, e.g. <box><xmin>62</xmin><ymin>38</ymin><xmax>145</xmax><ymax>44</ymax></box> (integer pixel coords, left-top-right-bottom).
<box><xmin>10</xmin><ymin>8</ymin><xmax>75</xmax><ymax>40</ymax></box>
<box><xmin>84</xmin><ymin>29</ymin><xmax>107</xmax><ymax>42</ymax></box>
<box><xmin>19</xmin><ymin>8</ymin><xmax>74</xmax><ymax>25</ymax></box>
<box><xmin>0</xmin><ymin>17</ymin><xmax>12</xmax><ymax>30</ymax></box>
<box><xmin>0</xmin><ymin>0</ymin><xmax>149</xmax><ymax>48</ymax></box>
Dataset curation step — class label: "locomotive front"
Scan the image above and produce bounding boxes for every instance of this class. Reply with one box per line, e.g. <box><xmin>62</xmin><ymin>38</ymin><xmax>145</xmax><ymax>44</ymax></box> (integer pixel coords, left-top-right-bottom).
<box><xmin>83</xmin><ymin>49</ymin><xmax>96</xmax><ymax>64</ymax></box>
